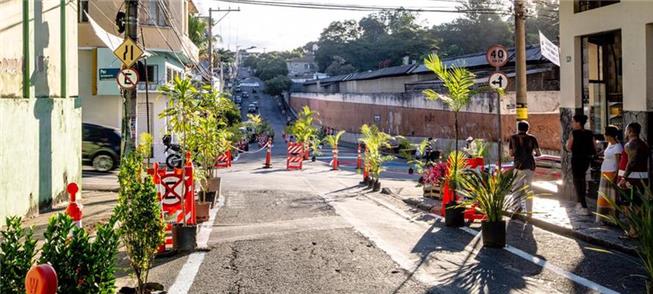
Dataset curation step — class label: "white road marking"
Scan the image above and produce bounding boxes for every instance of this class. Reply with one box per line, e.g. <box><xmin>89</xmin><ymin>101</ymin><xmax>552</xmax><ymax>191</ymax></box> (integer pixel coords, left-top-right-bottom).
<box><xmin>168</xmin><ymin>196</ymin><xmax>224</xmax><ymax>294</ymax></box>
<box><xmin>307</xmin><ymin>174</ymin><xmax>620</xmax><ymax>294</ymax></box>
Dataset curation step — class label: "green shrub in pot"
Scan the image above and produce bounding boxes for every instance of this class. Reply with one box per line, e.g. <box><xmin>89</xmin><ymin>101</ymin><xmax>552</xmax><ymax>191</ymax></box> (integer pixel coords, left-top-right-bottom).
<box><xmin>458</xmin><ymin>169</ymin><xmax>532</xmax><ymax>247</ymax></box>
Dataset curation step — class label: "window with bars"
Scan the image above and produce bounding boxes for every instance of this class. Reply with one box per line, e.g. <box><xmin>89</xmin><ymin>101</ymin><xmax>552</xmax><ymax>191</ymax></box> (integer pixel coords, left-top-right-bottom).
<box><xmin>574</xmin><ymin>0</ymin><xmax>620</xmax><ymax>13</ymax></box>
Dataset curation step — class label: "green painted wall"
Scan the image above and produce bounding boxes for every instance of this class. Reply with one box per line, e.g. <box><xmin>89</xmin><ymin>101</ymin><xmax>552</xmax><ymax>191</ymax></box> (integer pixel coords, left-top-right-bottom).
<box><xmin>0</xmin><ymin>0</ymin><xmax>81</xmax><ymax>225</ymax></box>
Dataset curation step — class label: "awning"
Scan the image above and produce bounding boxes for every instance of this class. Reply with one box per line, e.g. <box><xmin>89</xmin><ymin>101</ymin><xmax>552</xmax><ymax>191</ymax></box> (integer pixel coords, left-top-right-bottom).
<box><xmin>86</xmin><ymin>12</ymin><xmax>152</xmax><ymax>57</ymax></box>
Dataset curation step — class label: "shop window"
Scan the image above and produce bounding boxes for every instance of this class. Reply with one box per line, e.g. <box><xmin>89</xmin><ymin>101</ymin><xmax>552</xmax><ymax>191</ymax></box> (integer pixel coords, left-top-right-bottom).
<box><xmin>581</xmin><ymin>30</ymin><xmax>622</xmax><ymax>135</ymax></box>
<box><xmin>575</xmin><ymin>0</ymin><xmax>619</xmax><ymax>13</ymax></box>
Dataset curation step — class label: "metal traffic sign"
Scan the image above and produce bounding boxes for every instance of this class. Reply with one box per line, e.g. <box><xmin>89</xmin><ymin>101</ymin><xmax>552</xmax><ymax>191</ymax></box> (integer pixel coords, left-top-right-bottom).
<box><xmin>488</xmin><ymin>72</ymin><xmax>508</xmax><ymax>90</ymax></box>
<box><xmin>116</xmin><ymin>68</ymin><xmax>140</xmax><ymax>89</ymax></box>
<box><xmin>486</xmin><ymin>44</ymin><xmax>509</xmax><ymax>68</ymax></box>
<box><xmin>113</xmin><ymin>38</ymin><xmax>143</xmax><ymax>67</ymax></box>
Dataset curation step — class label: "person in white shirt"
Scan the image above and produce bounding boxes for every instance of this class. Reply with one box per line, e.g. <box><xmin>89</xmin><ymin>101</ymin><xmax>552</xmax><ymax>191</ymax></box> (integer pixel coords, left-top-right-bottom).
<box><xmin>596</xmin><ymin>125</ymin><xmax>623</xmax><ymax>223</ymax></box>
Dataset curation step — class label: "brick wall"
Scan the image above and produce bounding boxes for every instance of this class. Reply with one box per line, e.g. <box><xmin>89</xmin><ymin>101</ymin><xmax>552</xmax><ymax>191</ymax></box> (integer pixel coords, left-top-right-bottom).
<box><xmin>290</xmin><ymin>96</ymin><xmax>561</xmax><ymax>151</ymax></box>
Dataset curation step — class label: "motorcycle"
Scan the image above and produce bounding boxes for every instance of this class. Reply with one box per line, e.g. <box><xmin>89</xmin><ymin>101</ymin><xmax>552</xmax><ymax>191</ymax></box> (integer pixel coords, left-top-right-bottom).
<box><xmin>162</xmin><ymin>135</ymin><xmax>183</xmax><ymax>169</ymax></box>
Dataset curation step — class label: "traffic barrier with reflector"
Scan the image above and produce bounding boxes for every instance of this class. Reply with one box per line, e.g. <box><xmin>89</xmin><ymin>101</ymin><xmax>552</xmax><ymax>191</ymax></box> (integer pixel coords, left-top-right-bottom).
<box><xmin>65</xmin><ymin>183</ymin><xmax>82</xmax><ymax>228</ymax></box>
<box><xmin>215</xmin><ymin>150</ymin><xmax>233</xmax><ymax>169</ymax></box>
<box><xmin>356</xmin><ymin>143</ymin><xmax>362</xmax><ymax>170</ymax></box>
<box><xmin>149</xmin><ymin>164</ymin><xmax>195</xmax><ymax>253</ymax></box>
<box><xmin>287</xmin><ymin>142</ymin><xmax>304</xmax><ymax>170</ymax></box>
<box><xmin>331</xmin><ymin>149</ymin><xmax>339</xmax><ymax>170</ymax></box>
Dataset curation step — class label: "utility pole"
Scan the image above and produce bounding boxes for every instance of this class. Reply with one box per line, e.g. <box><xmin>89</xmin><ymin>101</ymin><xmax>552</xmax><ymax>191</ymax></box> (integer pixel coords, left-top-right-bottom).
<box><xmin>121</xmin><ymin>0</ymin><xmax>139</xmax><ymax>155</ymax></box>
<box><xmin>207</xmin><ymin>7</ymin><xmax>240</xmax><ymax>91</ymax></box>
<box><xmin>514</xmin><ymin>0</ymin><xmax>528</xmax><ymax>122</ymax></box>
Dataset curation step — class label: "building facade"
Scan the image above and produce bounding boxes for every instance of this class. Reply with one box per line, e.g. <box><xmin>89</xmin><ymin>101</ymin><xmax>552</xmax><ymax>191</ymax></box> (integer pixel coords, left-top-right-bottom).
<box><xmin>78</xmin><ymin>0</ymin><xmax>199</xmax><ymax>164</ymax></box>
<box><xmin>0</xmin><ymin>0</ymin><xmax>81</xmax><ymax>223</ymax></box>
<box><xmin>559</xmin><ymin>0</ymin><xmax>653</xmax><ymax>196</ymax></box>
<box><xmin>287</xmin><ymin>55</ymin><xmax>318</xmax><ymax>79</ymax></box>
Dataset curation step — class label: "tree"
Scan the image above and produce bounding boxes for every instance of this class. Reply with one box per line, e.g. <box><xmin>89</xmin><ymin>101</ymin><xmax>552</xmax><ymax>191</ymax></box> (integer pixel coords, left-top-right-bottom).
<box><xmin>254</xmin><ymin>55</ymin><xmax>289</xmax><ymax>81</ymax></box>
<box><xmin>325</xmin><ymin>56</ymin><xmax>356</xmax><ymax>76</ymax></box>
<box><xmin>525</xmin><ymin>0</ymin><xmax>559</xmax><ymax>44</ymax></box>
<box><xmin>264</xmin><ymin>75</ymin><xmax>292</xmax><ymax>96</ymax></box>
<box><xmin>422</xmin><ymin>54</ymin><xmax>476</xmax><ymax>199</ymax></box>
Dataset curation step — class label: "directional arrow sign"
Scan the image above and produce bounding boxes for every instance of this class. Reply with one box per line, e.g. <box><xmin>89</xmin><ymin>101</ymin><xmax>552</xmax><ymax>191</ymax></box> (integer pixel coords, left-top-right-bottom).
<box><xmin>113</xmin><ymin>38</ymin><xmax>143</xmax><ymax>68</ymax></box>
<box><xmin>116</xmin><ymin>68</ymin><xmax>139</xmax><ymax>89</ymax></box>
<box><xmin>488</xmin><ymin>72</ymin><xmax>508</xmax><ymax>90</ymax></box>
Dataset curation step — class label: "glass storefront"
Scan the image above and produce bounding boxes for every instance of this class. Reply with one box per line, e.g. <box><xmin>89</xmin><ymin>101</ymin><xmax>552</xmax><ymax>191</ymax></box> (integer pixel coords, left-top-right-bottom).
<box><xmin>581</xmin><ymin>30</ymin><xmax>623</xmax><ymax>136</ymax></box>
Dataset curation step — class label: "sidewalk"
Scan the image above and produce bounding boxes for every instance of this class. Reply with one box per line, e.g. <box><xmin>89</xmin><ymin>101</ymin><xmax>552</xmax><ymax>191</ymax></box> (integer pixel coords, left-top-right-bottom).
<box><xmin>379</xmin><ymin>178</ymin><xmax>639</xmax><ymax>256</ymax></box>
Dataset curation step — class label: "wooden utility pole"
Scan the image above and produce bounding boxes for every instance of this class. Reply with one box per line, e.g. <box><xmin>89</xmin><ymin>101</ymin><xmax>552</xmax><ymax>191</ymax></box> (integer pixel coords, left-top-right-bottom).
<box><xmin>121</xmin><ymin>0</ymin><xmax>139</xmax><ymax>155</ymax></box>
<box><xmin>514</xmin><ymin>0</ymin><xmax>528</xmax><ymax>122</ymax></box>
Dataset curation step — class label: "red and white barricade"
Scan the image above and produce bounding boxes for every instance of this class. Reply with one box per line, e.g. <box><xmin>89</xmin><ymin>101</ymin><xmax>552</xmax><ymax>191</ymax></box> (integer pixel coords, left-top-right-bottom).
<box><xmin>287</xmin><ymin>142</ymin><xmax>304</xmax><ymax>170</ymax></box>
<box><xmin>149</xmin><ymin>164</ymin><xmax>195</xmax><ymax>253</ymax></box>
<box><xmin>215</xmin><ymin>150</ymin><xmax>232</xmax><ymax>169</ymax></box>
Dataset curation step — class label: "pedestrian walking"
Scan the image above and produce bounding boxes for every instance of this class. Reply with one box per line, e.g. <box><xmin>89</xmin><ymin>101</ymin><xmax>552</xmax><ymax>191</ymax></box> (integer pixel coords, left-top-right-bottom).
<box><xmin>596</xmin><ymin>125</ymin><xmax>623</xmax><ymax>223</ymax></box>
<box><xmin>566</xmin><ymin>114</ymin><xmax>596</xmax><ymax>216</ymax></box>
<box><xmin>509</xmin><ymin>121</ymin><xmax>541</xmax><ymax>216</ymax></box>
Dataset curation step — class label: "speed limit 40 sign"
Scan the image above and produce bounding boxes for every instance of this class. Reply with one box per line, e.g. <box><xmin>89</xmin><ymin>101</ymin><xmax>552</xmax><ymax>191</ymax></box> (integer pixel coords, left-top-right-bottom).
<box><xmin>486</xmin><ymin>45</ymin><xmax>509</xmax><ymax>68</ymax></box>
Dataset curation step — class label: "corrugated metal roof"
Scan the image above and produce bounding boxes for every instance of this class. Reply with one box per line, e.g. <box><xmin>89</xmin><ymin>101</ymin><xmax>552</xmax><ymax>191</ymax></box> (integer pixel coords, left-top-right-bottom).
<box><xmin>410</xmin><ymin>45</ymin><xmax>544</xmax><ymax>74</ymax></box>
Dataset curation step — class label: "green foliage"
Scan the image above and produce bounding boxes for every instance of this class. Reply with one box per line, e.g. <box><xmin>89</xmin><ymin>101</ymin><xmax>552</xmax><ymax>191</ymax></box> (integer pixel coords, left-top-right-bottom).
<box><xmin>324</xmin><ymin>130</ymin><xmax>346</xmax><ymax>149</ymax></box>
<box><xmin>115</xmin><ymin>144</ymin><xmax>165</xmax><ymax>293</ymax></box>
<box><xmin>325</xmin><ymin>56</ymin><xmax>357</xmax><ymax>76</ymax></box>
<box><xmin>264</xmin><ymin>75</ymin><xmax>292</xmax><ymax>96</ymax></box>
<box><xmin>39</xmin><ymin>214</ymin><xmax>119</xmax><ymax>294</ymax></box>
<box><xmin>0</xmin><ymin>217</ymin><xmax>37</xmax><ymax>294</ymax></box>
<box><xmin>599</xmin><ymin>185</ymin><xmax>653</xmax><ymax>284</ymax></box>
<box><xmin>288</xmin><ymin>106</ymin><xmax>319</xmax><ymax>144</ymax></box>
<box><xmin>254</xmin><ymin>55</ymin><xmax>289</xmax><ymax>81</ymax></box>
<box><xmin>408</xmin><ymin>139</ymin><xmax>431</xmax><ymax>174</ymax></box>
<box><xmin>360</xmin><ymin>124</ymin><xmax>394</xmax><ymax>179</ymax></box>
<box><xmin>159</xmin><ymin>77</ymin><xmax>199</xmax><ymax>152</ymax></box>
<box><xmin>458</xmin><ymin>169</ymin><xmax>532</xmax><ymax>222</ymax></box>
<box><xmin>445</xmin><ymin>151</ymin><xmax>468</xmax><ymax>186</ymax></box>
<box><xmin>423</xmin><ymin>54</ymin><xmax>476</xmax><ymax>113</ymax></box>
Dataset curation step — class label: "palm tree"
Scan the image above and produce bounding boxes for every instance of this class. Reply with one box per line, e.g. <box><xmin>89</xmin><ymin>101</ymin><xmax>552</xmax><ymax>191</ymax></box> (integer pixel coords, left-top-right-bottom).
<box><xmin>423</xmin><ymin>54</ymin><xmax>476</xmax><ymax>201</ymax></box>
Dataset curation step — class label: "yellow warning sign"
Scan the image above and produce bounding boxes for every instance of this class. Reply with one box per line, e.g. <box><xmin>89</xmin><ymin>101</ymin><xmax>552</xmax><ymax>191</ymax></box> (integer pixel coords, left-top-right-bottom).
<box><xmin>113</xmin><ymin>38</ymin><xmax>143</xmax><ymax>68</ymax></box>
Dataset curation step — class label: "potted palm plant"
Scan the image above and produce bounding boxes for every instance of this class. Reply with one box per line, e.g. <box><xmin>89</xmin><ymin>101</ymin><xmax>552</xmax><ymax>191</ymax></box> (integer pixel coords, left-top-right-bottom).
<box><xmin>458</xmin><ymin>169</ymin><xmax>531</xmax><ymax>248</ymax></box>
<box><xmin>360</xmin><ymin>124</ymin><xmax>393</xmax><ymax>192</ymax></box>
<box><xmin>324</xmin><ymin>130</ymin><xmax>345</xmax><ymax>170</ymax></box>
<box><xmin>423</xmin><ymin>54</ymin><xmax>476</xmax><ymax>226</ymax></box>
<box><xmin>599</xmin><ymin>185</ymin><xmax>653</xmax><ymax>293</ymax></box>
<box><xmin>159</xmin><ymin>77</ymin><xmax>199</xmax><ymax>251</ymax></box>
<box><xmin>443</xmin><ymin>151</ymin><xmax>468</xmax><ymax>227</ymax></box>
<box><xmin>466</xmin><ymin>139</ymin><xmax>488</xmax><ymax>168</ymax></box>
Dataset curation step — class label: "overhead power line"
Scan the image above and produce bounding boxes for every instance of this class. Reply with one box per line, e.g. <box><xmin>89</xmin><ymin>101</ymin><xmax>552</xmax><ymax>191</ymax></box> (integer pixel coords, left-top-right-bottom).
<box><xmin>213</xmin><ymin>0</ymin><xmax>509</xmax><ymax>14</ymax></box>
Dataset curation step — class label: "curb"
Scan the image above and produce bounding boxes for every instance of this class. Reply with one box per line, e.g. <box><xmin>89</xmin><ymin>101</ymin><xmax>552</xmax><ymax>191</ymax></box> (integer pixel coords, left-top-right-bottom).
<box><xmin>386</xmin><ymin>188</ymin><xmax>639</xmax><ymax>257</ymax></box>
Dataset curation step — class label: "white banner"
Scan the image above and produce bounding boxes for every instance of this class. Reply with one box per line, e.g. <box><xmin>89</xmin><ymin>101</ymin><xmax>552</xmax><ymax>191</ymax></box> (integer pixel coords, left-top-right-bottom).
<box><xmin>539</xmin><ymin>31</ymin><xmax>560</xmax><ymax>66</ymax></box>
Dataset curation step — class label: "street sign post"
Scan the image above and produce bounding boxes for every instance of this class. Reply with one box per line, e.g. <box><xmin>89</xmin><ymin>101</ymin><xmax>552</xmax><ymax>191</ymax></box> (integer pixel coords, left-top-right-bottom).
<box><xmin>488</xmin><ymin>72</ymin><xmax>508</xmax><ymax>90</ymax></box>
<box><xmin>486</xmin><ymin>44</ymin><xmax>509</xmax><ymax>68</ymax></box>
<box><xmin>116</xmin><ymin>68</ymin><xmax>139</xmax><ymax>89</ymax></box>
<box><xmin>113</xmin><ymin>38</ymin><xmax>143</xmax><ymax>68</ymax></box>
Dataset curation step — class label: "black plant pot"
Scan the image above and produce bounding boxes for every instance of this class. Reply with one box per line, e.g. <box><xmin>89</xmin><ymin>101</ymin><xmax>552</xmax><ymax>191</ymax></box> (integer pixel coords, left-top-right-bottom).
<box><xmin>204</xmin><ymin>191</ymin><xmax>217</xmax><ymax>208</ymax></box>
<box><xmin>118</xmin><ymin>282</ymin><xmax>164</xmax><ymax>294</ymax></box>
<box><xmin>172</xmin><ymin>223</ymin><xmax>197</xmax><ymax>252</ymax></box>
<box><xmin>444</xmin><ymin>202</ymin><xmax>465</xmax><ymax>227</ymax></box>
<box><xmin>367</xmin><ymin>179</ymin><xmax>374</xmax><ymax>189</ymax></box>
<box><xmin>372</xmin><ymin>180</ymin><xmax>381</xmax><ymax>192</ymax></box>
<box><xmin>647</xmin><ymin>280</ymin><xmax>652</xmax><ymax>294</ymax></box>
<box><xmin>408</xmin><ymin>167</ymin><xmax>414</xmax><ymax>175</ymax></box>
<box><xmin>481</xmin><ymin>220</ymin><xmax>506</xmax><ymax>248</ymax></box>
<box><xmin>311</xmin><ymin>155</ymin><xmax>316</xmax><ymax>162</ymax></box>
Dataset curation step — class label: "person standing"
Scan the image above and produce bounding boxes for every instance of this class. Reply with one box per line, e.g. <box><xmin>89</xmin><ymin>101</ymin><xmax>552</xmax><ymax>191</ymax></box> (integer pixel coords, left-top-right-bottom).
<box><xmin>596</xmin><ymin>125</ymin><xmax>623</xmax><ymax>223</ymax></box>
<box><xmin>566</xmin><ymin>114</ymin><xmax>596</xmax><ymax>215</ymax></box>
<box><xmin>618</xmin><ymin>122</ymin><xmax>650</xmax><ymax>199</ymax></box>
<box><xmin>509</xmin><ymin>121</ymin><xmax>541</xmax><ymax>216</ymax></box>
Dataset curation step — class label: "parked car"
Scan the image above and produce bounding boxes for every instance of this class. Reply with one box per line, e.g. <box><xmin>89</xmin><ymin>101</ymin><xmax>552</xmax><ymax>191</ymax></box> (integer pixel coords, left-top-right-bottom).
<box><xmin>82</xmin><ymin>123</ymin><xmax>121</xmax><ymax>172</ymax></box>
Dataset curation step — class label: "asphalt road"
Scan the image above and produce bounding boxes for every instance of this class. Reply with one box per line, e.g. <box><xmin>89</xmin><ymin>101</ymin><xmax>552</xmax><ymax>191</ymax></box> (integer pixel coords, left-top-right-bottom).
<box><xmin>144</xmin><ymin>82</ymin><xmax>648</xmax><ymax>294</ymax></box>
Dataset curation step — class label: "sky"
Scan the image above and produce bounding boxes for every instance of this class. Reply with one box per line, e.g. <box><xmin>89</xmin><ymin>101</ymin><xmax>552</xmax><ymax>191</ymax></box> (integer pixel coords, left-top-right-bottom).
<box><xmin>195</xmin><ymin>0</ymin><xmax>463</xmax><ymax>52</ymax></box>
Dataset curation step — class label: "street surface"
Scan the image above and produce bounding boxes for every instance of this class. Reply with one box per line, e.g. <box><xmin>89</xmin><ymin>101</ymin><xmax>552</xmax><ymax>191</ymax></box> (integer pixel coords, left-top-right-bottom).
<box><xmin>139</xmin><ymin>84</ymin><xmax>647</xmax><ymax>294</ymax></box>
